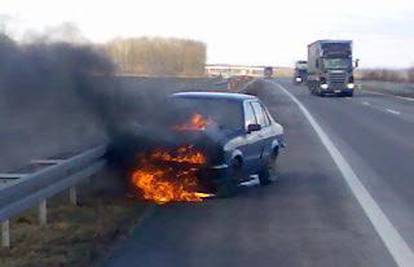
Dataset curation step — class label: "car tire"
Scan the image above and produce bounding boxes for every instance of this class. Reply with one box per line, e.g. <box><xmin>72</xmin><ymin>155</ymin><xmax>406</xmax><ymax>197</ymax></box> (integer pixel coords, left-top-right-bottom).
<box><xmin>259</xmin><ymin>146</ymin><xmax>280</xmax><ymax>186</ymax></box>
<box><xmin>216</xmin><ymin>159</ymin><xmax>241</xmax><ymax>197</ymax></box>
<box><xmin>258</xmin><ymin>167</ymin><xmax>272</xmax><ymax>185</ymax></box>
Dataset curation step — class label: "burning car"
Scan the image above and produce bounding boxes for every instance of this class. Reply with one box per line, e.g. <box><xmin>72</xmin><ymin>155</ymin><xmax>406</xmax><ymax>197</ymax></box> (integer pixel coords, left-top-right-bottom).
<box><xmin>109</xmin><ymin>92</ymin><xmax>284</xmax><ymax>204</ymax></box>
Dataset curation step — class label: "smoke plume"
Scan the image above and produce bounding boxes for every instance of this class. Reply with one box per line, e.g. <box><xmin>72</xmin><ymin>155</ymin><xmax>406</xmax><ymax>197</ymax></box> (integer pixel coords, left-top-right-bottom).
<box><xmin>0</xmin><ymin>33</ymin><xmax>116</xmax><ymax>170</ymax></box>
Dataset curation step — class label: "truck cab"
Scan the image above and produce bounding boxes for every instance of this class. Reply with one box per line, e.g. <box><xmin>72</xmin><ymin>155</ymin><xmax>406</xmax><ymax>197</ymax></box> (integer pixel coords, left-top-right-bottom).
<box><xmin>306</xmin><ymin>40</ymin><xmax>358</xmax><ymax>97</ymax></box>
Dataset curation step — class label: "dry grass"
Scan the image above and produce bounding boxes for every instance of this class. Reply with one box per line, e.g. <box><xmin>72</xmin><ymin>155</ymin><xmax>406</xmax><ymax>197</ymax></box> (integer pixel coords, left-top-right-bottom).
<box><xmin>0</xmin><ymin>190</ymin><xmax>147</xmax><ymax>267</ymax></box>
<box><xmin>357</xmin><ymin>68</ymin><xmax>414</xmax><ymax>83</ymax></box>
<box><xmin>408</xmin><ymin>68</ymin><xmax>414</xmax><ymax>83</ymax></box>
<box><xmin>275</xmin><ymin>67</ymin><xmax>294</xmax><ymax>78</ymax></box>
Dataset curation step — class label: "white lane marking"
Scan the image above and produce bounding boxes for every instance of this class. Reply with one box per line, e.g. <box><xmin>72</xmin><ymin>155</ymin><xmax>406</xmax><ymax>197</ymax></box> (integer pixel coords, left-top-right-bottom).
<box><xmin>345</xmin><ymin>97</ymin><xmax>352</xmax><ymax>100</ymax></box>
<box><xmin>365</xmin><ymin>90</ymin><xmax>389</xmax><ymax>97</ymax></box>
<box><xmin>396</xmin><ymin>96</ymin><xmax>414</xmax><ymax>102</ymax></box>
<box><xmin>364</xmin><ymin>90</ymin><xmax>414</xmax><ymax>103</ymax></box>
<box><xmin>276</xmin><ymin>83</ymin><xmax>414</xmax><ymax>267</ymax></box>
<box><xmin>362</xmin><ymin>102</ymin><xmax>402</xmax><ymax>117</ymax></box>
<box><xmin>386</xmin><ymin>109</ymin><xmax>401</xmax><ymax>115</ymax></box>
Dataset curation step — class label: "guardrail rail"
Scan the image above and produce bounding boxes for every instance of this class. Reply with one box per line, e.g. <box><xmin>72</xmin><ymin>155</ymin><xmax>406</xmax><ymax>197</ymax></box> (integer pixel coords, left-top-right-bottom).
<box><xmin>0</xmin><ymin>145</ymin><xmax>107</xmax><ymax>248</ymax></box>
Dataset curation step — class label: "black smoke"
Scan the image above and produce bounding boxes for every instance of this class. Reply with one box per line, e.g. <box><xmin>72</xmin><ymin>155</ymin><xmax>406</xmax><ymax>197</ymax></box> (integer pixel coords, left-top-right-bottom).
<box><xmin>0</xmin><ymin>34</ymin><xmax>201</xmax><ymax>170</ymax></box>
<box><xmin>0</xmin><ymin>33</ymin><xmax>228</xmax><ymax>197</ymax></box>
<box><xmin>0</xmin><ymin>34</ymin><xmax>117</xmax><ymax>170</ymax></box>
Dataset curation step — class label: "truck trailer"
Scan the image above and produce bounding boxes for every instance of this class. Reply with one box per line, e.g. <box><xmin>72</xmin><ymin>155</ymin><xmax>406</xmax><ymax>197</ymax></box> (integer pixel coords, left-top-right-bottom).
<box><xmin>306</xmin><ymin>40</ymin><xmax>358</xmax><ymax>97</ymax></box>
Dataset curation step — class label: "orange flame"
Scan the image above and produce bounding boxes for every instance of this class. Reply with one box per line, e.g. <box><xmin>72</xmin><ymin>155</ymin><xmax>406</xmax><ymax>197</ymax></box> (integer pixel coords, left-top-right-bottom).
<box><xmin>174</xmin><ymin>113</ymin><xmax>213</xmax><ymax>131</ymax></box>
<box><xmin>150</xmin><ymin>145</ymin><xmax>205</xmax><ymax>165</ymax></box>
<box><xmin>130</xmin><ymin>145</ymin><xmax>213</xmax><ymax>204</ymax></box>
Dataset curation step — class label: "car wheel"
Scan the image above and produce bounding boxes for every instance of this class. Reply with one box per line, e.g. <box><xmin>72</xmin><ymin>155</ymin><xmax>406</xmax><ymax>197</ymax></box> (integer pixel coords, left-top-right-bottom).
<box><xmin>259</xmin><ymin>147</ymin><xmax>280</xmax><ymax>186</ymax></box>
<box><xmin>258</xmin><ymin>166</ymin><xmax>272</xmax><ymax>185</ymax></box>
<box><xmin>216</xmin><ymin>159</ymin><xmax>241</xmax><ymax>197</ymax></box>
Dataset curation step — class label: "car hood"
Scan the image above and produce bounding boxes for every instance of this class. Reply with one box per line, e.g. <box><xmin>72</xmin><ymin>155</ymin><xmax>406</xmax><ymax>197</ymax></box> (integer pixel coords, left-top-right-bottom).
<box><xmin>108</xmin><ymin>122</ymin><xmax>239</xmax><ymax>168</ymax></box>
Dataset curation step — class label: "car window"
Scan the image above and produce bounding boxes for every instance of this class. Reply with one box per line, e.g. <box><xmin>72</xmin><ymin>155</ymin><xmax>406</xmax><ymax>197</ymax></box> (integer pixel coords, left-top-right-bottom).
<box><xmin>244</xmin><ymin>101</ymin><xmax>257</xmax><ymax>128</ymax></box>
<box><xmin>251</xmin><ymin>102</ymin><xmax>269</xmax><ymax>127</ymax></box>
<box><xmin>261</xmin><ymin>104</ymin><xmax>272</xmax><ymax>125</ymax></box>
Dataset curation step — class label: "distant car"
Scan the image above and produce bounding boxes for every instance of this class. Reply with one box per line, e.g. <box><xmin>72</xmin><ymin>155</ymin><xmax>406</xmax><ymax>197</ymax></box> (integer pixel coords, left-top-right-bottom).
<box><xmin>169</xmin><ymin>92</ymin><xmax>285</xmax><ymax>195</ymax></box>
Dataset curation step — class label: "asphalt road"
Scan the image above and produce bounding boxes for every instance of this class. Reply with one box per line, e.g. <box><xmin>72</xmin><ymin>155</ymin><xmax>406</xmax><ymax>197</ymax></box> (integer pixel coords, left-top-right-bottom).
<box><xmin>104</xmin><ymin>79</ymin><xmax>414</xmax><ymax>267</ymax></box>
<box><xmin>277</xmin><ymin>80</ymin><xmax>414</xmax><ymax>258</ymax></box>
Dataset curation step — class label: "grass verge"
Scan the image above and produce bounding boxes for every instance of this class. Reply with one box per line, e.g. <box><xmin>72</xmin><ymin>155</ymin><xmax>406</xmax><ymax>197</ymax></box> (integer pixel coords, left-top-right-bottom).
<box><xmin>358</xmin><ymin>80</ymin><xmax>414</xmax><ymax>98</ymax></box>
<box><xmin>0</xmin><ymin>182</ymin><xmax>147</xmax><ymax>267</ymax></box>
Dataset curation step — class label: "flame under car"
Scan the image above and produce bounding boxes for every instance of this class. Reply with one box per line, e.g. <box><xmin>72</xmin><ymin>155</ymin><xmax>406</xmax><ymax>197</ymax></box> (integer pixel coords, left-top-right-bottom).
<box><xmin>130</xmin><ymin>144</ymin><xmax>212</xmax><ymax>204</ymax></box>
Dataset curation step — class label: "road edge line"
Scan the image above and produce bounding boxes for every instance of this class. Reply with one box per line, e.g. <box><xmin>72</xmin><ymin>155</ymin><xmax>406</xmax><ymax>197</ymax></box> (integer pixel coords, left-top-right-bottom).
<box><xmin>386</xmin><ymin>108</ymin><xmax>401</xmax><ymax>115</ymax></box>
<box><xmin>363</xmin><ymin>90</ymin><xmax>414</xmax><ymax>102</ymax></box>
<box><xmin>276</xmin><ymin>83</ymin><xmax>414</xmax><ymax>267</ymax></box>
<box><xmin>396</xmin><ymin>95</ymin><xmax>414</xmax><ymax>102</ymax></box>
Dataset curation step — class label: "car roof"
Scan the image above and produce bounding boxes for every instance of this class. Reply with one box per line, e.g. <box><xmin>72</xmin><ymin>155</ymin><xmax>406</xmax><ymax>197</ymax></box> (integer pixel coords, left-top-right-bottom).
<box><xmin>171</xmin><ymin>91</ymin><xmax>257</xmax><ymax>102</ymax></box>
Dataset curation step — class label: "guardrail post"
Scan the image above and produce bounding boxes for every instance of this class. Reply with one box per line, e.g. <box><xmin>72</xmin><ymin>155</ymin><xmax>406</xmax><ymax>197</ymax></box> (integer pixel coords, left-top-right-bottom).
<box><xmin>69</xmin><ymin>186</ymin><xmax>77</xmax><ymax>205</ymax></box>
<box><xmin>38</xmin><ymin>200</ymin><xmax>47</xmax><ymax>225</ymax></box>
<box><xmin>2</xmin><ymin>220</ymin><xmax>10</xmax><ymax>248</ymax></box>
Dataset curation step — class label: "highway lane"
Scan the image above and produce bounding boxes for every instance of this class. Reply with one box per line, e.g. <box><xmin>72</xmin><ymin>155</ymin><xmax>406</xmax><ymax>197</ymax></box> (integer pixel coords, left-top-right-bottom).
<box><xmin>277</xmin><ymin>79</ymin><xmax>414</xmax><ymax>252</ymax></box>
<box><xmin>351</xmin><ymin>90</ymin><xmax>414</xmax><ymax>124</ymax></box>
<box><xmin>104</xmin><ymin>80</ymin><xmax>397</xmax><ymax>267</ymax></box>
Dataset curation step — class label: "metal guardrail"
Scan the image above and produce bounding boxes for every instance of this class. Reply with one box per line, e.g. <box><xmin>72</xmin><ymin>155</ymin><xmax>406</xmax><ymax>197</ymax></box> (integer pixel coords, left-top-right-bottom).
<box><xmin>0</xmin><ymin>145</ymin><xmax>107</xmax><ymax>248</ymax></box>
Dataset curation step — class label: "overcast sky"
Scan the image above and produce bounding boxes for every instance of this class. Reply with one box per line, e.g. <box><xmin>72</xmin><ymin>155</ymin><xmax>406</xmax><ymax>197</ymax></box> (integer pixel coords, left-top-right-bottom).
<box><xmin>1</xmin><ymin>0</ymin><xmax>413</xmax><ymax>68</ymax></box>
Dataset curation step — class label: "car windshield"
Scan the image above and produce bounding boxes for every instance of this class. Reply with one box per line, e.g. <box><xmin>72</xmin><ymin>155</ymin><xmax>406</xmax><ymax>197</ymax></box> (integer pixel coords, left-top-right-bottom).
<box><xmin>296</xmin><ymin>62</ymin><xmax>307</xmax><ymax>70</ymax></box>
<box><xmin>323</xmin><ymin>58</ymin><xmax>351</xmax><ymax>69</ymax></box>
<box><xmin>172</xmin><ymin>97</ymin><xmax>243</xmax><ymax>130</ymax></box>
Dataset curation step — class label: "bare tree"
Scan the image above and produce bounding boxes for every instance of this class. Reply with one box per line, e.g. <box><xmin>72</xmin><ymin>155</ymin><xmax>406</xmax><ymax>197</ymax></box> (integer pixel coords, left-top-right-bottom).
<box><xmin>359</xmin><ymin>68</ymin><xmax>408</xmax><ymax>83</ymax></box>
<box><xmin>105</xmin><ymin>37</ymin><xmax>206</xmax><ymax>76</ymax></box>
<box><xmin>408</xmin><ymin>67</ymin><xmax>414</xmax><ymax>83</ymax></box>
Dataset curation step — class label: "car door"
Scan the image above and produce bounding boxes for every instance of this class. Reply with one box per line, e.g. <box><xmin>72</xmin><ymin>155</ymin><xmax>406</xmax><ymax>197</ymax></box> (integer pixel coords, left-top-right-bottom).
<box><xmin>250</xmin><ymin>101</ymin><xmax>274</xmax><ymax>167</ymax></box>
<box><xmin>241</xmin><ymin>100</ymin><xmax>263</xmax><ymax>173</ymax></box>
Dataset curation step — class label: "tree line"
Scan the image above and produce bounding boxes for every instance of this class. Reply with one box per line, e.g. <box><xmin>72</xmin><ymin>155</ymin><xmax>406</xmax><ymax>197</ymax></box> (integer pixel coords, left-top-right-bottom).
<box><xmin>1</xmin><ymin>21</ymin><xmax>207</xmax><ymax>77</ymax></box>
<box><xmin>105</xmin><ymin>37</ymin><xmax>206</xmax><ymax>76</ymax></box>
<box><xmin>358</xmin><ymin>68</ymin><xmax>414</xmax><ymax>83</ymax></box>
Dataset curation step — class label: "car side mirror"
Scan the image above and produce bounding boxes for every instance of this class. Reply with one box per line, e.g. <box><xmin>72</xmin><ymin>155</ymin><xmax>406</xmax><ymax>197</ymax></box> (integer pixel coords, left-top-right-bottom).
<box><xmin>247</xmin><ymin>124</ymin><xmax>261</xmax><ymax>133</ymax></box>
<box><xmin>354</xmin><ymin>59</ymin><xmax>359</xmax><ymax>68</ymax></box>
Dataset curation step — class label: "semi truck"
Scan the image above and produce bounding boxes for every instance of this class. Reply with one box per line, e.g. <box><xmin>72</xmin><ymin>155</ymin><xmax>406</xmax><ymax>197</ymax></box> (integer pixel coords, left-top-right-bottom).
<box><xmin>306</xmin><ymin>40</ymin><xmax>358</xmax><ymax>97</ymax></box>
<box><xmin>293</xmin><ymin>60</ymin><xmax>308</xmax><ymax>85</ymax></box>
